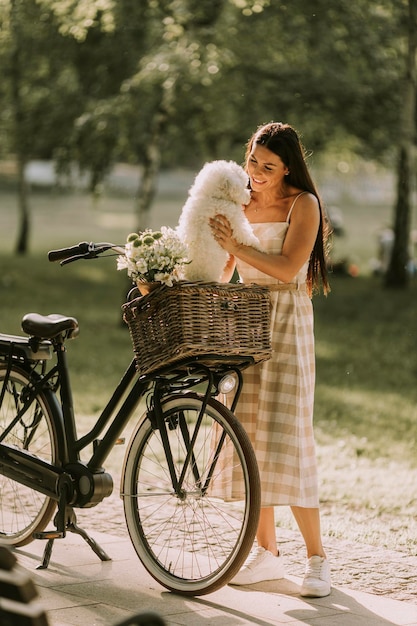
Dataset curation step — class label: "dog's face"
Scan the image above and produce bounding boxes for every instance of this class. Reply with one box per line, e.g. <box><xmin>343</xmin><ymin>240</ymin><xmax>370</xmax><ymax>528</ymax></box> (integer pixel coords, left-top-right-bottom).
<box><xmin>192</xmin><ymin>161</ymin><xmax>251</xmax><ymax>205</ymax></box>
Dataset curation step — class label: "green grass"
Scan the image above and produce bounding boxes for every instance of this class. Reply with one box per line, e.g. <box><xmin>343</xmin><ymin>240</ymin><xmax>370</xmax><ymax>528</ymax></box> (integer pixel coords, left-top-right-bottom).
<box><xmin>314</xmin><ymin>276</ymin><xmax>417</xmax><ymax>462</ymax></box>
<box><xmin>311</xmin><ymin>277</ymin><xmax>417</xmax><ymax>554</ymax></box>
<box><xmin>1</xmin><ymin>178</ymin><xmax>417</xmax><ymax>555</ymax></box>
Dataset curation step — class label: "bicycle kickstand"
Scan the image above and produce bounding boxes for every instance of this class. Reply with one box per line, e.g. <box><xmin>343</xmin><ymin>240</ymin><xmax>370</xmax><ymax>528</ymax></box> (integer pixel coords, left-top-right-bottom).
<box><xmin>35</xmin><ymin>480</ymin><xmax>111</xmax><ymax>569</ymax></box>
<box><xmin>34</xmin><ymin>476</ymin><xmax>70</xmax><ymax>569</ymax></box>
<box><xmin>66</xmin><ymin>509</ymin><xmax>111</xmax><ymax>564</ymax></box>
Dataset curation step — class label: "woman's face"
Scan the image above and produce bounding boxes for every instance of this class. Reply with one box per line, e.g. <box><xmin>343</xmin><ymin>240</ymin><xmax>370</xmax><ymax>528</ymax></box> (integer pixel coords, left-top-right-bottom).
<box><xmin>247</xmin><ymin>144</ymin><xmax>289</xmax><ymax>193</ymax></box>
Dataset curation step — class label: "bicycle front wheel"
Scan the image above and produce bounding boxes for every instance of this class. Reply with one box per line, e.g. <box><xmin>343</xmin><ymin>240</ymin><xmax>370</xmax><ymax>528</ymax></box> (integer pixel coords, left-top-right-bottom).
<box><xmin>0</xmin><ymin>364</ymin><xmax>59</xmax><ymax>546</ymax></box>
<box><xmin>122</xmin><ymin>393</ymin><xmax>260</xmax><ymax>595</ymax></box>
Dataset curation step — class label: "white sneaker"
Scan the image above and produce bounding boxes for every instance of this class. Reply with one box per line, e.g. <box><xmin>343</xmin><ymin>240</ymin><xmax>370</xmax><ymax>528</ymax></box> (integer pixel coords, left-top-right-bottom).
<box><xmin>229</xmin><ymin>547</ymin><xmax>285</xmax><ymax>585</ymax></box>
<box><xmin>300</xmin><ymin>555</ymin><xmax>331</xmax><ymax>597</ymax></box>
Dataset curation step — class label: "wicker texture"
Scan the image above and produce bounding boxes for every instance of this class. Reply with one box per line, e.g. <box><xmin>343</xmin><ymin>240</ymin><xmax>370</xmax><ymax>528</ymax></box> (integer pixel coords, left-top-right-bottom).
<box><xmin>122</xmin><ymin>282</ymin><xmax>271</xmax><ymax>376</ymax></box>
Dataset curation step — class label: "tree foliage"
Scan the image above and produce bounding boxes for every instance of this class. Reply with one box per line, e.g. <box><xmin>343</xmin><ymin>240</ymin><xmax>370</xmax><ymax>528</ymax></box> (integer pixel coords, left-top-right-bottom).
<box><xmin>0</xmin><ymin>0</ymin><xmax>413</xmax><ymax>271</ymax></box>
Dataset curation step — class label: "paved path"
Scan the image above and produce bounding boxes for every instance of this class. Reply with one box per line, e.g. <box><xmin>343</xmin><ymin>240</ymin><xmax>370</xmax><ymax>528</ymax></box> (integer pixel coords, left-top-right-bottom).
<box><xmin>14</xmin><ymin>529</ymin><xmax>417</xmax><ymax>626</ymax></box>
<box><xmin>9</xmin><ymin>477</ymin><xmax>417</xmax><ymax>625</ymax></box>
<box><xmin>72</xmin><ymin>480</ymin><xmax>417</xmax><ymax>607</ymax></box>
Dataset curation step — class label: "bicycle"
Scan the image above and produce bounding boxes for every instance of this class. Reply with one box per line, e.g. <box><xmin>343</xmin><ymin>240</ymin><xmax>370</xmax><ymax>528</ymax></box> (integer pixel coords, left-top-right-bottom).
<box><xmin>0</xmin><ymin>241</ymin><xmax>269</xmax><ymax>596</ymax></box>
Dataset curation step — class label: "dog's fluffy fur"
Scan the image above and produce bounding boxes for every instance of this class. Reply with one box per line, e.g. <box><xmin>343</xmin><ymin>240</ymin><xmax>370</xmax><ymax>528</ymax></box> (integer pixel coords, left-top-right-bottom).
<box><xmin>177</xmin><ymin>160</ymin><xmax>262</xmax><ymax>282</ymax></box>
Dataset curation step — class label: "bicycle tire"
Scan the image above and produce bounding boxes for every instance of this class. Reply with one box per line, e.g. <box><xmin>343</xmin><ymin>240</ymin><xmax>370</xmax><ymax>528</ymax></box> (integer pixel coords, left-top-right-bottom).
<box><xmin>0</xmin><ymin>364</ymin><xmax>59</xmax><ymax>546</ymax></box>
<box><xmin>122</xmin><ymin>393</ymin><xmax>260</xmax><ymax>595</ymax></box>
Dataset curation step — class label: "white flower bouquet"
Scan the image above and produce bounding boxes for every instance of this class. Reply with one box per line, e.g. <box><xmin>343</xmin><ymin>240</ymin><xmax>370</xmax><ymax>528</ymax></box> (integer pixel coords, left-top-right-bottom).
<box><xmin>117</xmin><ymin>227</ymin><xmax>189</xmax><ymax>287</ymax></box>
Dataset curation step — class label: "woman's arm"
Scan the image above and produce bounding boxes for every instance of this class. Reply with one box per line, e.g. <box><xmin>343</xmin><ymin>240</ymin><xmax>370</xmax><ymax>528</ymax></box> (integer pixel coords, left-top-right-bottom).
<box><xmin>209</xmin><ymin>194</ymin><xmax>320</xmax><ymax>283</ymax></box>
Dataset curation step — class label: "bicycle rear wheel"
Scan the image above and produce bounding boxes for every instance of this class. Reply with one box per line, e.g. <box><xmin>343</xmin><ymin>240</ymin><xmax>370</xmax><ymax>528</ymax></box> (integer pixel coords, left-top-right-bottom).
<box><xmin>122</xmin><ymin>393</ymin><xmax>260</xmax><ymax>595</ymax></box>
<box><xmin>0</xmin><ymin>364</ymin><xmax>59</xmax><ymax>546</ymax></box>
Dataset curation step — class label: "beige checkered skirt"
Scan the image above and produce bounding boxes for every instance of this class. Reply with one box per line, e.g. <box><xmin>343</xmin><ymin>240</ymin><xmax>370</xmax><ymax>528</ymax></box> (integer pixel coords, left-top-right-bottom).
<box><xmin>215</xmin><ymin>219</ymin><xmax>319</xmax><ymax>507</ymax></box>
<box><xmin>232</xmin><ymin>287</ymin><xmax>319</xmax><ymax>507</ymax></box>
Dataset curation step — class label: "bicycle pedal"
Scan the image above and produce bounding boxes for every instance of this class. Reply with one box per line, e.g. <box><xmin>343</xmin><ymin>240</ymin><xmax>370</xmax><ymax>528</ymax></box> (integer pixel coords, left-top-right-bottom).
<box><xmin>33</xmin><ymin>530</ymin><xmax>65</xmax><ymax>540</ymax></box>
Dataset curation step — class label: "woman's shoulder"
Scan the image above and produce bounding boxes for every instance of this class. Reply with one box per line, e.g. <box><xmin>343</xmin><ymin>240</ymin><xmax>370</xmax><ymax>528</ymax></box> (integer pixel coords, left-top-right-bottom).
<box><xmin>290</xmin><ymin>188</ymin><xmax>317</xmax><ymax>201</ymax></box>
<box><xmin>291</xmin><ymin>190</ymin><xmax>319</xmax><ymax>210</ymax></box>
<box><xmin>287</xmin><ymin>191</ymin><xmax>319</xmax><ymax>224</ymax></box>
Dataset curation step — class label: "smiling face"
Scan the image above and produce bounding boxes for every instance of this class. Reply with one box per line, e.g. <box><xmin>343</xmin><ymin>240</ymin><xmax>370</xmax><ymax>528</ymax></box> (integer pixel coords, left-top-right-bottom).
<box><xmin>246</xmin><ymin>144</ymin><xmax>289</xmax><ymax>193</ymax></box>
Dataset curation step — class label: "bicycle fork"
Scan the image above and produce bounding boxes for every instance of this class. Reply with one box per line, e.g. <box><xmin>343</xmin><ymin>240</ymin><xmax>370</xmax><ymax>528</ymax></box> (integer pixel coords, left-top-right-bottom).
<box><xmin>151</xmin><ymin>371</ymin><xmax>229</xmax><ymax>499</ymax></box>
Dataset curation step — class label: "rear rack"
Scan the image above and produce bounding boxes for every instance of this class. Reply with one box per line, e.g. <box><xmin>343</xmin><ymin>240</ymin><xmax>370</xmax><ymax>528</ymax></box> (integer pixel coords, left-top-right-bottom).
<box><xmin>0</xmin><ymin>334</ymin><xmax>53</xmax><ymax>361</ymax></box>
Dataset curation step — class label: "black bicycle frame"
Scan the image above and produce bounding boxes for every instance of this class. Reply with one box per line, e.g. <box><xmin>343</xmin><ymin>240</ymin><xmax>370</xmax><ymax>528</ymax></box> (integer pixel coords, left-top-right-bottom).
<box><xmin>0</xmin><ymin>334</ymin><xmax>246</xmax><ymax>506</ymax></box>
<box><xmin>0</xmin><ymin>346</ymin><xmax>150</xmax><ymax>502</ymax></box>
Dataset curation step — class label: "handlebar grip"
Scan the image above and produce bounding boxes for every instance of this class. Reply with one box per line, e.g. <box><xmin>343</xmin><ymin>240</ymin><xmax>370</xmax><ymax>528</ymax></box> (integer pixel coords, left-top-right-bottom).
<box><xmin>48</xmin><ymin>242</ymin><xmax>90</xmax><ymax>262</ymax></box>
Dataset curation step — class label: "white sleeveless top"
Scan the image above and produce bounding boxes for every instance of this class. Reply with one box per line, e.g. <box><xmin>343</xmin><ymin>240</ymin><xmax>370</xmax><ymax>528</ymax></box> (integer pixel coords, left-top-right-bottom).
<box><xmin>236</xmin><ymin>192</ymin><xmax>309</xmax><ymax>287</ymax></box>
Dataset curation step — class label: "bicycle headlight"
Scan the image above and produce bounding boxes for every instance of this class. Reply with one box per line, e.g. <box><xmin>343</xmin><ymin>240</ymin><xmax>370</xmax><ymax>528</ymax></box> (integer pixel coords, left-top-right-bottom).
<box><xmin>217</xmin><ymin>373</ymin><xmax>237</xmax><ymax>394</ymax></box>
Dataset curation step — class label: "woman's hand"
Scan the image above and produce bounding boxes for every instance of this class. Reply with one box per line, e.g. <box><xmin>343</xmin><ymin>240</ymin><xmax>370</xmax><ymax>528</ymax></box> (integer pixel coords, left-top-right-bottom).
<box><xmin>209</xmin><ymin>214</ymin><xmax>239</xmax><ymax>254</ymax></box>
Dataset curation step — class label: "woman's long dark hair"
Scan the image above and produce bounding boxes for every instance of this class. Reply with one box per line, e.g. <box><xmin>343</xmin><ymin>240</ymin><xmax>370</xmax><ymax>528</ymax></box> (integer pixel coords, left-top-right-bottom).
<box><xmin>245</xmin><ymin>122</ymin><xmax>331</xmax><ymax>295</ymax></box>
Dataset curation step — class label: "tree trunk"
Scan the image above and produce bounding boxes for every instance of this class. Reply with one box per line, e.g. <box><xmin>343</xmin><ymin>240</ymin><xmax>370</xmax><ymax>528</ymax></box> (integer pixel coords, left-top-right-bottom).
<box><xmin>134</xmin><ymin>75</ymin><xmax>177</xmax><ymax>233</ymax></box>
<box><xmin>134</xmin><ymin>107</ymin><xmax>167</xmax><ymax>233</ymax></box>
<box><xmin>15</xmin><ymin>156</ymin><xmax>30</xmax><ymax>254</ymax></box>
<box><xmin>385</xmin><ymin>0</ymin><xmax>417</xmax><ymax>288</ymax></box>
<box><xmin>10</xmin><ymin>0</ymin><xmax>30</xmax><ymax>255</ymax></box>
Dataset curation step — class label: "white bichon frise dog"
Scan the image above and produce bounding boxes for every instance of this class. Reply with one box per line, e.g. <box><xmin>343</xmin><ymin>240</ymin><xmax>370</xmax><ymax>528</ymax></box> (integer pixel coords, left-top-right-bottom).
<box><xmin>177</xmin><ymin>160</ymin><xmax>262</xmax><ymax>282</ymax></box>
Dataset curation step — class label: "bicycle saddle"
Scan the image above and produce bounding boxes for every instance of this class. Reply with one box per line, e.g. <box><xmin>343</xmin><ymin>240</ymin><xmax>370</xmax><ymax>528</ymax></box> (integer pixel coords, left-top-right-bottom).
<box><xmin>22</xmin><ymin>313</ymin><xmax>79</xmax><ymax>340</ymax></box>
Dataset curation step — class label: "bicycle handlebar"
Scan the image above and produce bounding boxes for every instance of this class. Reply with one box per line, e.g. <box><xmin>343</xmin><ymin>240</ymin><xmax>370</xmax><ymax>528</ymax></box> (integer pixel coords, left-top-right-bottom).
<box><xmin>48</xmin><ymin>242</ymin><xmax>91</xmax><ymax>262</ymax></box>
<box><xmin>48</xmin><ymin>242</ymin><xmax>125</xmax><ymax>265</ymax></box>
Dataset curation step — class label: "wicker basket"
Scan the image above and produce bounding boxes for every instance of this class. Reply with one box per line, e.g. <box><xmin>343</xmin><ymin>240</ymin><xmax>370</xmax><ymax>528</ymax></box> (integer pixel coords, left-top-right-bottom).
<box><xmin>122</xmin><ymin>282</ymin><xmax>271</xmax><ymax>376</ymax></box>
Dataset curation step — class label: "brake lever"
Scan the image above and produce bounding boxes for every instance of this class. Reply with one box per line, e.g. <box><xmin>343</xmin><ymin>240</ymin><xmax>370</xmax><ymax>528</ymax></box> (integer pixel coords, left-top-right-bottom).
<box><xmin>60</xmin><ymin>253</ymin><xmax>92</xmax><ymax>266</ymax></box>
<box><xmin>60</xmin><ymin>244</ymin><xmax>125</xmax><ymax>265</ymax></box>
<box><xmin>93</xmin><ymin>243</ymin><xmax>126</xmax><ymax>255</ymax></box>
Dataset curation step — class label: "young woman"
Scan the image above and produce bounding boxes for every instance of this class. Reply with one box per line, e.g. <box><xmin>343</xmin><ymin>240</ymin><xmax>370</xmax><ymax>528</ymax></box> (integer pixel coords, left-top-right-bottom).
<box><xmin>210</xmin><ymin>122</ymin><xmax>331</xmax><ymax>597</ymax></box>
